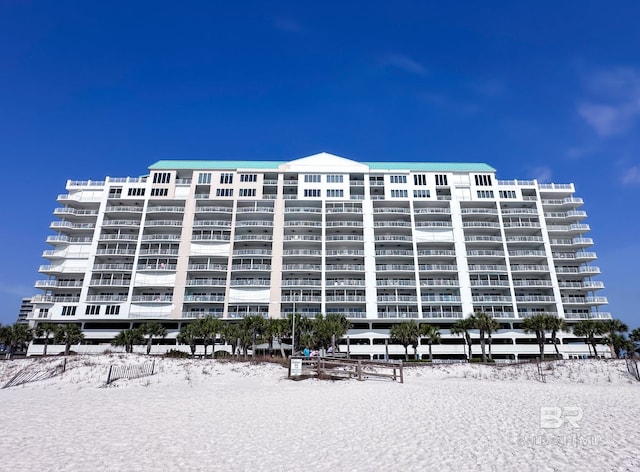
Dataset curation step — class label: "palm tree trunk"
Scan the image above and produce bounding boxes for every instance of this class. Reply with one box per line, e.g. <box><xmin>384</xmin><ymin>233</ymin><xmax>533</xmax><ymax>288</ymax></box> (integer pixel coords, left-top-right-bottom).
<box><xmin>488</xmin><ymin>334</ymin><xmax>493</xmax><ymax>361</ymax></box>
<box><xmin>591</xmin><ymin>338</ymin><xmax>598</xmax><ymax>358</ymax></box>
<box><xmin>147</xmin><ymin>337</ymin><xmax>152</xmax><ymax>355</ymax></box>
<box><xmin>429</xmin><ymin>343</ymin><xmax>433</xmax><ymax>362</ymax></box>
<box><xmin>552</xmin><ymin>329</ymin><xmax>560</xmax><ymax>357</ymax></box>
<box><xmin>404</xmin><ymin>345</ymin><xmax>408</xmax><ymax>361</ymax></box>
<box><xmin>43</xmin><ymin>339</ymin><xmax>48</xmax><ymax>356</ymax></box>
<box><xmin>480</xmin><ymin>338</ymin><xmax>487</xmax><ymax>363</ymax></box>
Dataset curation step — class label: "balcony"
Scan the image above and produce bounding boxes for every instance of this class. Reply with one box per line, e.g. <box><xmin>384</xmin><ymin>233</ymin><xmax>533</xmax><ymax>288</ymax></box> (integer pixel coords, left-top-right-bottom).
<box><xmin>183</xmin><ymin>295</ymin><xmax>225</xmax><ymax>302</ymax></box>
<box><xmin>282</xmin><ymin>264</ymin><xmax>322</xmax><ymax>271</ymax></box>
<box><xmin>378</xmin><ymin>295</ymin><xmax>419</xmax><ymax>303</ymax></box>
<box><xmin>131</xmin><ymin>295</ymin><xmax>173</xmax><ymax>302</ymax></box>
<box><xmin>515</xmin><ymin>296</ymin><xmax>555</xmax><ymax>303</ymax></box>
<box><xmin>186</xmin><ymin>279</ymin><xmax>227</xmax><ymax>286</ymax></box>
<box><xmin>86</xmin><ymin>295</ymin><xmax>129</xmax><ymax>302</ymax></box>
<box><xmin>187</xmin><ymin>264</ymin><xmax>228</xmax><ymax>271</ymax></box>
<box><xmin>472</xmin><ymin>296</ymin><xmax>513</xmax><ymax>303</ymax></box>
<box><xmin>325</xmin><ymin>264</ymin><xmax>365</xmax><ymax>271</ymax></box>
<box><xmin>418</xmin><ymin>264</ymin><xmax>457</xmax><ymax>271</ymax></box>
<box><xmin>376</xmin><ymin>264</ymin><xmax>415</xmax><ymax>271</ymax></box>
<box><xmin>420</xmin><ymin>279</ymin><xmax>459</xmax><ymax>287</ymax></box>
<box><xmin>230</xmin><ymin>279</ymin><xmax>271</xmax><ymax>286</ymax></box>
<box><xmin>421</xmin><ymin>295</ymin><xmax>461</xmax><ymax>303</ymax></box>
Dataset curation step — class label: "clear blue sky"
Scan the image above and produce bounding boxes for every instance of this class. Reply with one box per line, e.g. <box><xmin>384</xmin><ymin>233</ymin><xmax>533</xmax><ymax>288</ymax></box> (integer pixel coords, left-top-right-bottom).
<box><xmin>1</xmin><ymin>1</ymin><xmax>638</xmax><ymax>329</ymax></box>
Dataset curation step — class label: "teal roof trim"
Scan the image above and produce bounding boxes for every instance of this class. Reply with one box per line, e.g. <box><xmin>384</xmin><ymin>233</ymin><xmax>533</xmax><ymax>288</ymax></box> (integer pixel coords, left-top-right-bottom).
<box><xmin>149</xmin><ymin>160</ymin><xmax>496</xmax><ymax>172</ymax></box>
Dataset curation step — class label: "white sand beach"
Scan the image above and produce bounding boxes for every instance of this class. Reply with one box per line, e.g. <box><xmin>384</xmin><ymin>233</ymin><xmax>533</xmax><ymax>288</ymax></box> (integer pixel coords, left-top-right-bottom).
<box><xmin>1</xmin><ymin>356</ymin><xmax>638</xmax><ymax>472</ymax></box>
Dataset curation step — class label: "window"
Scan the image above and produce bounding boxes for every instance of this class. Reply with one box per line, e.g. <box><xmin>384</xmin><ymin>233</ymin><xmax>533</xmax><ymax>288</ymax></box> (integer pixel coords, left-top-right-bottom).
<box><xmin>240</xmin><ymin>174</ymin><xmax>257</xmax><ymax>182</ymax></box>
<box><xmin>326</xmin><ymin>174</ymin><xmax>344</xmax><ymax>183</ymax></box>
<box><xmin>220</xmin><ymin>173</ymin><xmax>233</xmax><ymax>184</ymax></box>
<box><xmin>109</xmin><ymin>188</ymin><xmax>122</xmax><ymax>198</ymax></box>
<box><xmin>216</xmin><ymin>188</ymin><xmax>234</xmax><ymax>197</ymax></box>
<box><xmin>128</xmin><ymin>188</ymin><xmax>145</xmax><ymax>196</ymax></box>
<box><xmin>474</xmin><ymin>174</ymin><xmax>493</xmax><ymax>186</ymax></box>
<box><xmin>61</xmin><ymin>306</ymin><xmax>76</xmax><ymax>316</ymax></box>
<box><xmin>326</xmin><ymin>189</ymin><xmax>344</xmax><ymax>198</ymax></box>
<box><xmin>105</xmin><ymin>305</ymin><xmax>120</xmax><ymax>315</ymax></box>
<box><xmin>390</xmin><ymin>175</ymin><xmax>407</xmax><ymax>184</ymax></box>
<box><xmin>38</xmin><ymin>308</ymin><xmax>49</xmax><ymax>318</ymax></box>
<box><xmin>153</xmin><ymin>172</ymin><xmax>171</xmax><ymax>184</ymax></box>
<box><xmin>239</xmin><ymin>189</ymin><xmax>256</xmax><ymax>197</ymax></box>
<box><xmin>477</xmin><ymin>190</ymin><xmax>495</xmax><ymax>198</ymax></box>
<box><xmin>414</xmin><ymin>174</ymin><xmax>427</xmax><ymax>186</ymax></box>
<box><xmin>304</xmin><ymin>189</ymin><xmax>321</xmax><ymax>197</ymax></box>
<box><xmin>413</xmin><ymin>189</ymin><xmax>430</xmax><ymax>198</ymax></box>
<box><xmin>198</xmin><ymin>173</ymin><xmax>212</xmax><ymax>184</ymax></box>
<box><xmin>304</xmin><ymin>174</ymin><xmax>321</xmax><ymax>183</ymax></box>
<box><xmin>85</xmin><ymin>305</ymin><xmax>101</xmax><ymax>315</ymax></box>
<box><xmin>150</xmin><ymin>188</ymin><xmax>168</xmax><ymax>197</ymax></box>
<box><xmin>499</xmin><ymin>190</ymin><xmax>517</xmax><ymax>199</ymax></box>
<box><xmin>391</xmin><ymin>189</ymin><xmax>408</xmax><ymax>198</ymax></box>
<box><xmin>435</xmin><ymin>174</ymin><xmax>448</xmax><ymax>186</ymax></box>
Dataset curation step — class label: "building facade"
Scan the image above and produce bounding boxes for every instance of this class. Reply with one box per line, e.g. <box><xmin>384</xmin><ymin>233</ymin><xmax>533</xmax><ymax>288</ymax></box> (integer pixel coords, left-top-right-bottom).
<box><xmin>29</xmin><ymin>153</ymin><xmax>610</xmax><ymax>359</ymax></box>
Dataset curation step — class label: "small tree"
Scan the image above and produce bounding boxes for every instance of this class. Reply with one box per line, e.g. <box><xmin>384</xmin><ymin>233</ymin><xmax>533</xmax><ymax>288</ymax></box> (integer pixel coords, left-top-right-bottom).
<box><xmin>420</xmin><ymin>324</ymin><xmax>441</xmax><ymax>362</ymax></box>
<box><xmin>572</xmin><ymin>319</ymin><xmax>605</xmax><ymax>357</ymax></box>
<box><xmin>194</xmin><ymin>316</ymin><xmax>223</xmax><ymax>358</ymax></box>
<box><xmin>35</xmin><ymin>322</ymin><xmax>58</xmax><ymax>356</ymax></box>
<box><xmin>0</xmin><ymin>323</ymin><xmax>33</xmax><ymax>359</ymax></box>
<box><xmin>546</xmin><ymin>315</ymin><xmax>568</xmax><ymax>358</ymax></box>
<box><xmin>111</xmin><ymin>329</ymin><xmax>144</xmax><ymax>353</ymax></box>
<box><xmin>451</xmin><ymin>317</ymin><xmax>474</xmax><ymax>361</ymax></box>
<box><xmin>177</xmin><ymin>324</ymin><xmax>199</xmax><ymax>357</ymax></box>
<box><xmin>242</xmin><ymin>315</ymin><xmax>265</xmax><ymax>358</ymax></box>
<box><xmin>390</xmin><ymin>320</ymin><xmax>419</xmax><ymax>361</ymax></box>
<box><xmin>54</xmin><ymin>324</ymin><xmax>84</xmax><ymax>356</ymax></box>
<box><xmin>522</xmin><ymin>314</ymin><xmax>550</xmax><ymax>360</ymax></box>
<box><xmin>601</xmin><ymin>319</ymin><xmax>629</xmax><ymax>359</ymax></box>
<box><xmin>473</xmin><ymin>313</ymin><xmax>499</xmax><ymax>362</ymax></box>
<box><xmin>139</xmin><ymin>322</ymin><xmax>168</xmax><ymax>355</ymax></box>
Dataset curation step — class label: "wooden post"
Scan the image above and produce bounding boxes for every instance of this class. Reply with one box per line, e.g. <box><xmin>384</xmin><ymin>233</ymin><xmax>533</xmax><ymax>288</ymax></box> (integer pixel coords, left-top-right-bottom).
<box><xmin>288</xmin><ymin>357</ymin><xmax>292</xmax><ymax>379</ymax></box>
<box><xmin>399</xmin><ymin>362</ymin><xmax>404</xmax><ymax>384</ymax></box>
<box><xmin>357</xmin><ymin>360</ymin><xmax>362</xmax><ymax>381</ymax></box>
<box><xmin>107</xmin><ymin>365</ymin><xmax>113</xmax><ymax>384</ymax></box>
<box><xmin>346</xmin><ymin>336</ymin><xmax>351</xmax><ymax>359</ymax></box>
<box><xmin>385</xmin><ymin>339</ymin><xmax>389</xmax><ymax>361</ymax></box>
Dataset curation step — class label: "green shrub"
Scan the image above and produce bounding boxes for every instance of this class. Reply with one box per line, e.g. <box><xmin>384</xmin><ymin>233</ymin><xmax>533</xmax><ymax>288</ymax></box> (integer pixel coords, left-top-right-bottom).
<box><xmin>165</xmin><ymin>349</ymin><xmax>190</xmax><ymax>358</ymax></box>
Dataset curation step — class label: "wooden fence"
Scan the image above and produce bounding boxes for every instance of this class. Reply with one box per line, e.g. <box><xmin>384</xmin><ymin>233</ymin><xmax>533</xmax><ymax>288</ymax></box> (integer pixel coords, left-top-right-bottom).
<box><xmin>288</xmin><ymin>356</ymin><xmax>403</xmax><ymax>383</ymax></box>
<box><xmin>626</xmin><ymin>358</ymin><xmax>639</xmax><ymax>381</ymax></box>
<box><xmin>3</xmin><ymin>359</ymin><xmax>67</xmax><ymax>389</ymax></box>
<box><xmin>106</xmin><ymin>361</ymin><xmax>155</xmax><ymax>384</ymax></box>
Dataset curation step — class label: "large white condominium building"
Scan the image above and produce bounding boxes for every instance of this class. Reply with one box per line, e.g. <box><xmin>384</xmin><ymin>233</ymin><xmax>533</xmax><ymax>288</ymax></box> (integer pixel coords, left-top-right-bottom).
<box><xmin>29</xmin><ymin>153</ymin><xmax>610</xmax><ymax>359</ymax></box>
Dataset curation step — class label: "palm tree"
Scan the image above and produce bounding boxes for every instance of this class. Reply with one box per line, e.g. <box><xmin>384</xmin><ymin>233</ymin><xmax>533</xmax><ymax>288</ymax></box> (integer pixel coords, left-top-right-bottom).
<box><xmin>601</xmin><ymin>319</ymin><xmax>629</xmax><ymax>359</ymax></box>
<box><xmin>420</xmin><ymin>324</ymin><xmax>441</xmax><ymax>362</ymax></box>
<box><xmin>269</xmin><ymin>318</ymin><xmax>290</xmax><ymax>357</ymax></box>
<box><xmin>451</xmin><ymin>317</ymin><xmax>474</xmax><ymax>361</ymax></box>
<box><xmin>54</xmin><ymin>324</ymin><xmax>84</xmax><ymax>356</ymax></box>
<box><xmin>194</xmin><ymin>316</ymin><xmax>223</xmax><ymax>358</ymax></box>
<box><xmin>111</xmin><ymin>329</ymin><xmax>144</xmax><ymax>353</ymax></box>
<box><xmin>177</xmin><ymin>323</ymin><xmax>199</xmax><ymax>357</ymax></box>
<box><xmin>473</xmin><ymin>313</ymin><xmax>499</xmax><ymax>362</ymax></box>
<box><xmin>0</xmin><ymin>323</ymin><xmax>33</xmax><ymax>359</ymax></box>
<box><xmin>546</xmin><ymin>315</ymin><xmax>568</xmax><ymax>359</ymax></box>
<box><xmin>312</xmin><ymin>313</ymin><xmax>350</xmax><ymax>353</ymax></box>
<box><xmin>390</xmin><ymin>320</ymin><xmax>419</xmax><ymax>361</ymax></box>
<box><xmin>34</xmin><ymin>322</ymin><xmax>58</xmax><ymax>356</ymax></box>
<box><xmin>242</xmin><ymin>315</ymin><xmax>265</xmax><ymax>358</ymax></box>
<box><xmin>522</xmin><ymin>314</ymin><xmax>549</xmax><ymax>360</ymax></box>
<box><xmin>139</xmin><ymin>322</ymin><xmax>168</xmax><ymax>355</ymax></box>
<box><xmin>572</xmin><ymin>319</ymin><xmax>606</xmax><ymax>357</ymax></box>
<box><xmin>222</xmin><ymin>322</ymin><xmax>242</xmax><ymax>358</ymax></box>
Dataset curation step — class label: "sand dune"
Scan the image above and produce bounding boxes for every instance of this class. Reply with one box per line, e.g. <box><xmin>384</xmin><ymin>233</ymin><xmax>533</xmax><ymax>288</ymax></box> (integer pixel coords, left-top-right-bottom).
<box><xmin>1</xmin><ymin>356</ymin><xmax>638</xmax><ymax>471</ymax></box>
